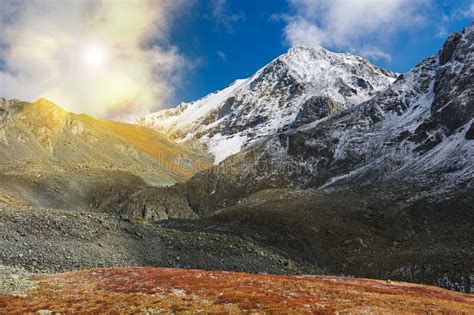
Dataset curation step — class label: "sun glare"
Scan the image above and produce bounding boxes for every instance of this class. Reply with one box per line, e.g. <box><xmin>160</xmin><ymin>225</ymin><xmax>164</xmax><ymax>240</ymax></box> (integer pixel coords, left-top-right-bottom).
<box><xmin>82</xmin><ymin>45</ymin><xmax>106</xmax><ymax>67</ymax></box>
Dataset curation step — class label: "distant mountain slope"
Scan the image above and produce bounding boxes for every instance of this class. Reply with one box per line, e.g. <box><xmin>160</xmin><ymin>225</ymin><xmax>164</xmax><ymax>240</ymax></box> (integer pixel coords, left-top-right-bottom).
<box><xmin>139</xmin><ymin>46</ymin><xmax>396</xmax><ymax>163</ymax></box>
<box><xmin>0</xmin><ymin>98</ymin><xmax>211</xmax><ymax>212</ymax></box>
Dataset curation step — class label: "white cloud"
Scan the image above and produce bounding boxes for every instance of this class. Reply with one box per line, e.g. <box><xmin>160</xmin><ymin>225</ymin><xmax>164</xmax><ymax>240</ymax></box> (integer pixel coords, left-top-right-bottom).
<box><xmin>448</xmin><ymin>1</ymin><xmax>474</xmax><ymax>20</ymax></box>
<box><xmin>436</xmin><ymin>26</ymin><xmax>449</xmax><ymax>39</ymax></box>
<box><xmin>281</xmin><ymin>0</ymin><xmax>428</xmax><ymax>62</ymax></box>
<box><xmin>210</xmin><ymin>0</ymin><xmax>245</xmax><ymax>32</ymax></box>
<box><xmin>468</xmin><ymin>2</ymin><xmax>474</xmax><ymax>17</ymax></box>
<box><xmin>0</xmin><ymin>0</ymin><xmax>191</xmax><ymax>120</ymax></box>
<box><xmin>217</xmin><ymin>50</ymin><xmax>227</xmax><ymax>62</ymax></box>
<box><xmin>359</xmin><ymin>46</ymin><xmax>393</xmax><ymax>63</ymax></box>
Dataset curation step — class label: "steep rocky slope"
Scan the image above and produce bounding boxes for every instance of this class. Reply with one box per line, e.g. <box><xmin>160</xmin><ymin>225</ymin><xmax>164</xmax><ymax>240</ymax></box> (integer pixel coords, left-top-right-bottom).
<box><xmin>2</xmin><ymin>267</ymin><xmax>473</xmax><ymax>313</ymax></box>
<box><xmin>139</xmin><ymin>46</ymin><xmax>396</xmax><ymax>163</ymax></box>
<box><xmin>0</xmin><ymin>98</ymin><xmax>211</xmax><ymax>215</ymax></box>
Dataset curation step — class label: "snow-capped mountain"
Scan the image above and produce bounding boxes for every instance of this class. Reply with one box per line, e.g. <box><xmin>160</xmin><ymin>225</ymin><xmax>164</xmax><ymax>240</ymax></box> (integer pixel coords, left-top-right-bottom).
<box><xmin>182</xmin><ymin>23</ymin><xmax>474</xmax><ymax>215</ymax></box>
<box><xmin>138</xmin><ymin>46</ymin><xmax>397</xmax><ymax>163</ymax></box>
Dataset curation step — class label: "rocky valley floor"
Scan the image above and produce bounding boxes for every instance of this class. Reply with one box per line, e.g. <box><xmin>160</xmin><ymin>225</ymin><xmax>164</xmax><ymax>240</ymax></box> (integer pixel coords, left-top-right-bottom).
<box><xmin>0</xmin><ymin>202</ymin><xmax>318</xmax><ymax>277</ymax></box>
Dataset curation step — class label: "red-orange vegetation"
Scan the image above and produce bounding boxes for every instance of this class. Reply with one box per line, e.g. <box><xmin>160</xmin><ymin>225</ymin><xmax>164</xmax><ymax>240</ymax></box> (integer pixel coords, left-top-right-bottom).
<box><xmin>1</xmin><ymin>267</ymin><xmax>473</xmax><ymax>314</ymax></box>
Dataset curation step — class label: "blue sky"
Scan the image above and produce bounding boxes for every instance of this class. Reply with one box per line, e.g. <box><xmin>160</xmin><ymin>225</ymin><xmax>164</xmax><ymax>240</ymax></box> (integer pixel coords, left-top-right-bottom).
<box><xmin>0</xmin><ymin>0</ymin><xmax>472</xmax><ymax>119</ymax></box>
<box><xmin>169</xmin><ymin>0</ymin><xmax>474</xmax><ymax>106</ymax></box>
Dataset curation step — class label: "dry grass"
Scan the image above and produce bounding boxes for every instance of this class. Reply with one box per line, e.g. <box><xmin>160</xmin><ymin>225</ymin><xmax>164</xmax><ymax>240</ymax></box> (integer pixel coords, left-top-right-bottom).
<box><xmin>1</xmin><ymin>267</ymin><xmax>473</xmax><ymax>314</ymax></box>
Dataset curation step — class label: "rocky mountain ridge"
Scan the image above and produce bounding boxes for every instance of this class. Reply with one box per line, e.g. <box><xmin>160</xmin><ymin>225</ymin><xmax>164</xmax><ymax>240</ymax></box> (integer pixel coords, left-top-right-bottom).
<box><xmin>139</xmin><ymin>46</ymin><xmax>397</xmax><ymax>163</ymax></box>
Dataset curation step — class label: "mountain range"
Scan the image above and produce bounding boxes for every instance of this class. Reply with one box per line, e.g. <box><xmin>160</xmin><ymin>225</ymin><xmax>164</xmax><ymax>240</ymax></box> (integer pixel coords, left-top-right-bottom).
<box><xmin>180</xmin><ymin>23</ymin><xmax>473</xmax><ymax>215</ymax></box>
<box><xmin>138</xmin><ymin>23</ymin><xmax>473</xmax><ymax>292</ymax></box>
<box><xmin>0</xmin><ymin>22</ymin><xmax>472</xmax><ymax>302</ymax></box>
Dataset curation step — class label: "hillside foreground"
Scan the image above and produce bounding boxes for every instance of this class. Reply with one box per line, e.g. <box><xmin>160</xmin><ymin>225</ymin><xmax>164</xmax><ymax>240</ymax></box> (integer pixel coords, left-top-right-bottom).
<box><xmin>1</xmin><ymin>267</ymin><xmax>473</xmax><ymax>313</ymax></box>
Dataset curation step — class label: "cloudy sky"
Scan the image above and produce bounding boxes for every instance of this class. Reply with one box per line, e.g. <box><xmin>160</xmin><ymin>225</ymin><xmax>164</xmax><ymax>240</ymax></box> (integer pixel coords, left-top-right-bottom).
<box><xmin>0</xmin><ymin>0</ymin><xmax>473</xmax><ymax>120</ymax></box>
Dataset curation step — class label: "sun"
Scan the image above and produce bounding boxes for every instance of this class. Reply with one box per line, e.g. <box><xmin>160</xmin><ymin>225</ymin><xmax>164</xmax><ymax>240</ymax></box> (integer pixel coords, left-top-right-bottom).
<box><xmin>82</xmin><ymin>45</ymin><xmax>107</xmax><ymax>67</ymax></box>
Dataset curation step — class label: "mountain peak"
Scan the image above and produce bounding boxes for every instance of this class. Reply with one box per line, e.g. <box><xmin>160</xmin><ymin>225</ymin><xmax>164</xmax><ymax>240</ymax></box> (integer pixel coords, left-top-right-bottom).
<box><xmin>284</xmin><ymin>45</ymin><xmax>362</xmax><ymax>61</ymax></box>
<box><xmin>280</xmin><ymin>45</ymin><xmax>339</xmax><ymax>65</ymax></box>
<box><xmin>287</xmin><ymin>45</ymin><xmax>327</xmax><ymax>54</ymax></box>
<box><xmin>139</xmin><ymin>47</ymin><xmax>396</xmax><ymax>163</ymax></box>
<box><xmin>32</xmin><ymin>97</ymin><xmax>66</xmax><ymax>113</ymax></box>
